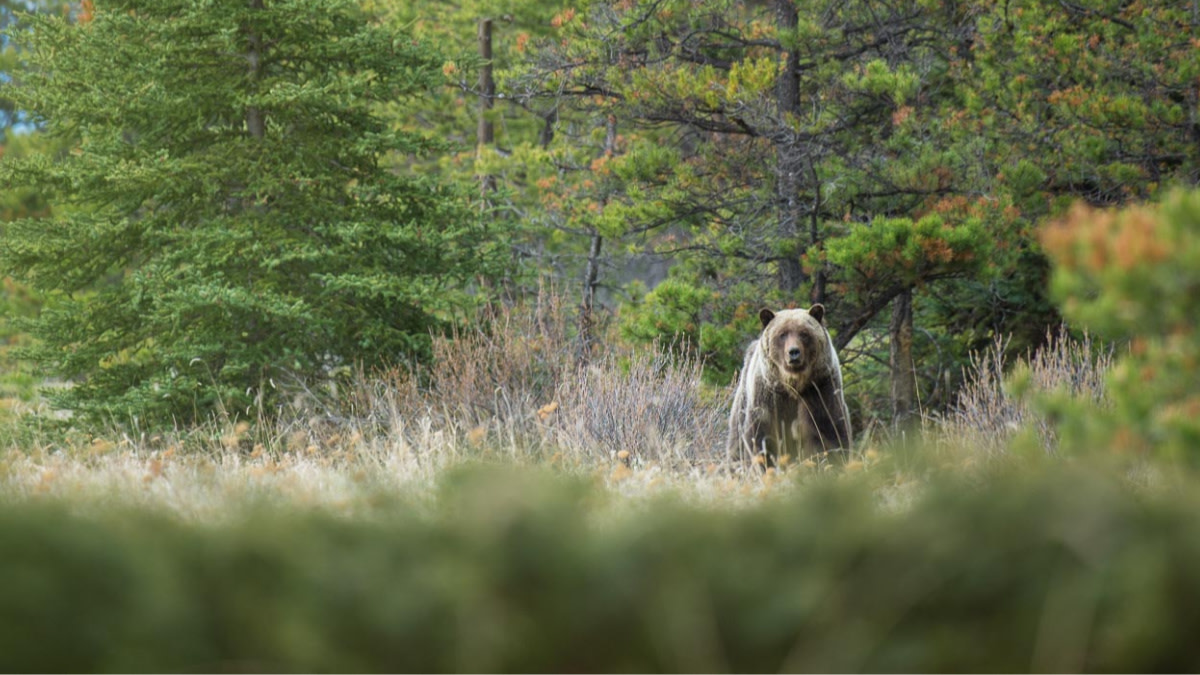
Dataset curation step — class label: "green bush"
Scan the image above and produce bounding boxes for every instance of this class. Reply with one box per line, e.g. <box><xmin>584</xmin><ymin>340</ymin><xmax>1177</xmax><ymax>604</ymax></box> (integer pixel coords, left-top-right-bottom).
<box><xmin>2</xmin><ymin>466</ymin><xmax>1200</xmax><ymax>672</ymax></box>
<box><xmin>0</xmin><ymin>0</ymin><xmax>501</xmax><ymax>427</ymax></box>
<box><xmin>1040</xmin><ymin>190</ymin><xmax>1200</xmax><ymax>465</ymax></box>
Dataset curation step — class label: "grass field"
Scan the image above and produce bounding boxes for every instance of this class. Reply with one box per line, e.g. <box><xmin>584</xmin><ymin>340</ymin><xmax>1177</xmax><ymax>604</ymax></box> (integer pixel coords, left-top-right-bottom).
<box><xmin>7</xmin><ymin>300</ymin><xmax>1196</xmax><ymax>673</ymax></box>
<box><xmin>0</xmin><ymin>299</ymin><xmax>1114</xmax><ymax>517</ymax></box>
<box><xmin>0</xmin><ymin>296</ymin><xmax>746</xmax><ymax>518</ymax></box>
<box><xmin>0</xmin><ymin>298</ymin><xmax>1116</xmax><ymax>522</ymax></box>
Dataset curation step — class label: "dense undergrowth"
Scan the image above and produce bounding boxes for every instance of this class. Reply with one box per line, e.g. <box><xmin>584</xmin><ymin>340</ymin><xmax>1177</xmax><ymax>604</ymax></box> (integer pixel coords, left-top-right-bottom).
<box><xmin>0</xmin><ymin>287</ymin><xmax>737</xmax><ymax>515</ymax></box>
<box><xmin>5</xmin><ymin>463</ymin><xmax>1200</xmax><ymax>673</ymax></box>
<box><xmin>0</xmin><ymin>281</ymin><xmax>1170</xmax><ymax>673</ymax></box>
<box><xmin>2</xmin><ymin>192</ymin><xmax>1200</xmax><ymax>672</ymax></box>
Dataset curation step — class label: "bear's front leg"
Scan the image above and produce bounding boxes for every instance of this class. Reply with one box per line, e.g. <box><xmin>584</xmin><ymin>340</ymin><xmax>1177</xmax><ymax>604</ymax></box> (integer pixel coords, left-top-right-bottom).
<box><xmin>740</xmin><ymin>408</ymin><xmax>775</xmax><ymax>469</ymax></box>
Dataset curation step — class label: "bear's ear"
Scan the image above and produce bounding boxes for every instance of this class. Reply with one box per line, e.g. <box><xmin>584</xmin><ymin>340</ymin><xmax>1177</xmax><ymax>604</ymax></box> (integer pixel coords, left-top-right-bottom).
<box><xmin>809</xmin><ymin>304</ymin><xmax>825</xmax><ymax>324</ymax></box>
<box><xmin>759</xmin><ymin>308</ymin><xmax>776</xmax><ymax>328</ymax></box>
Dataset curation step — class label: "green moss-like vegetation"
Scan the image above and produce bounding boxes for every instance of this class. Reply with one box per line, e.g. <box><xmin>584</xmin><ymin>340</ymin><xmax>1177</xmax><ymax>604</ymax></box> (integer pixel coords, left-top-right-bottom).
<box><xmin>3</xmin><ymin>464</ymin><xmax>1200</xmax><ymax>673</ymax></box>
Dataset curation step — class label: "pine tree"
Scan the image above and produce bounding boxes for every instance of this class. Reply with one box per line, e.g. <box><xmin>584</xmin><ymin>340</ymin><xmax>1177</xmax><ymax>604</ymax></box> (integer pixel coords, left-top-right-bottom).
<box><xmin>0</xmin><ymin>0</ymin><xmax>501</xmax><ymax>426</ymax></box>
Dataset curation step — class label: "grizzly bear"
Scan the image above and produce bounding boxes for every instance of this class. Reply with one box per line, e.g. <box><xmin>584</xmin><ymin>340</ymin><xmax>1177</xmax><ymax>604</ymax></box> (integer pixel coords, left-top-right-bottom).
<box><xmin>726</xmin><ymin>305</ymin><xmax>852</xmax><ymax>466</ymax></box>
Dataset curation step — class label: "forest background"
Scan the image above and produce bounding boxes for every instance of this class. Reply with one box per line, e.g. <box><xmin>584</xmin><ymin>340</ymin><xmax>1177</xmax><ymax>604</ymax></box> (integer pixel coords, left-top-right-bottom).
<box><xmin>2</xmin><ymin>0</ymin><xmax>1195</xmax><ymax>432</ymax></box>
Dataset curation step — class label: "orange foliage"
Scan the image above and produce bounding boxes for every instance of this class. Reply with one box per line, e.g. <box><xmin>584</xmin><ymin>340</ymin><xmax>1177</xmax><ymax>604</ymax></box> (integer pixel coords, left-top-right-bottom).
<box><xmin>932</xmin><ymin>196</ymin><xmax>969</xmax><ymax>215</ymax></box>
<box><xmin>1047</xmin><ymin>85</ymin><xmax>1087</xmax><ymax>107</ymax></box>
<box><xmin>1042</xmin><ymin>202</ymin><xmax>1169</xmax><ymax>273</ymax></box>
<box><xmin>921</xmin><ymin>238</ymin><xmax>956</xmax><ymax>265</ymax></box>
<box><xmin>551</xmin><ymin>8</ymin><xmax>577</xmax><ymax>28</ymax></box>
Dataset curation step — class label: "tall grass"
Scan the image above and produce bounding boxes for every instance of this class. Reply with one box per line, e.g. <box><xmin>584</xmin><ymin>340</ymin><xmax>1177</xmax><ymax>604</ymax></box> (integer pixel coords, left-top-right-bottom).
<box><xmin>0</xmin><ymin>290</ymin><xmax>733</xmax><ymax>515</ymax></box>
<box><xmin>331</xmin><ymin>289</ymin><xmax>727</xmax><ymax>467</ymax></box>
<box><xmin>0</xmin><ymin>287</ymin><xmax>1126</xmax><ymax>516</ymax></box>
<box><xmin>941</xmin><ymin>329</ymin><xmax>1113</xmax><ymax>456</ymax></box>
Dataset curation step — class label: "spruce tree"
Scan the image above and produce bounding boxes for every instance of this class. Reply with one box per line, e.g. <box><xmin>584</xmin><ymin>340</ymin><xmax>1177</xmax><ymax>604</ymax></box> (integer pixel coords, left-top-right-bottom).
<box><xmin>0</xmin><ymin>0</ymin><xmax>499</xmax><ymax>426</ymax></box>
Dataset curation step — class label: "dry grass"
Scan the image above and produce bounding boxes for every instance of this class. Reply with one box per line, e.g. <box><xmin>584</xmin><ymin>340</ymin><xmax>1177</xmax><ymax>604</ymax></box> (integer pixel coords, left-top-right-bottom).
<box><xmin>940</xmin><ymin>329</ymin><xmax>1113</xmax><ymax>457</ymax></box>
<box><xmin>0</xmin><ymin>293</ymin><xmax>1117</xmax><ymax>517</ymax></box>
<box><xmin>338</xmin><ymin>289</ymin><xmax>728</xmax><ymax>469</ymax></box>
<box><xmin>0</xmin><ymin>417</ymin><xmax>783</xmax><ymax>521</ymax></box>
<box><xmin>0</xmin><ymin>290</ymin><xmax>759</xmax><ymax>518</ymax></box>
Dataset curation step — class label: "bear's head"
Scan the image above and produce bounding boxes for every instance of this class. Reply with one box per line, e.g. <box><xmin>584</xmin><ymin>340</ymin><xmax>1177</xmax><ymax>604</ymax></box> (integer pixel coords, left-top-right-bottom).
<box><xmin>758</xmin><ymin>305</ymin><xmax>831</xmax><ymax>391</ymax></box>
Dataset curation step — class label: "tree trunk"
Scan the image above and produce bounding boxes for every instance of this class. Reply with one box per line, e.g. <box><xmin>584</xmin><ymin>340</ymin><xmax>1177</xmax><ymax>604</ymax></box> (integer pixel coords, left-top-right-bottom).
<box><xmin>774</xmin><ymin>0</ymin><xmax>805</xmax><ymax>294</ymax></box>
<box><xmin>539</xmin><ymin>107</ymin><xmax>559</xmax><ymax>149</ymax></box>
<box><xmin>890</xmin><ymin>288</ymin><xmax>917</xmax><ymax>426</ymax></box>
<box><xmin>477</xmin><ymin>18</ymin><xmax>496</xmax><ymax>198</ymax></box>
<box><xmin>577</xmin><ymin>116</ymin><xmax>617</xmax><ymax>364</ymax></box>
<box><xmin>578</xmin><ymin>230</ymin><xmax>603</xmax><ymax>361</ymax></box>
<box><xmin>809</xmin><ymin>161</ymin><xmax>825</xmax><ymax>306</ymax></box>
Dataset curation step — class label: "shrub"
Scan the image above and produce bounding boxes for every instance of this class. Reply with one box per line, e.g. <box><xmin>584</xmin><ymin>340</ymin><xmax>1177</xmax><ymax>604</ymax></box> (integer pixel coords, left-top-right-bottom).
<box><xmin>288</xmin><ymin>289</ymin><xmax>728</xmax><ymax>469</ymax></box>
<box><xmin>943</xmin><ymin>329</ymin><xmax>1112</xmax><ymax>456</ymax></box>
<box><xmin>0</xmin><ymin>0</ymin><xmax>502</xmax><ymax>427</ymax></box>
<box><xmin>3</xmin><ymin>465</ymin><xmax>1200</xmax><ymax>672</ymax></box>
<box><xmin>1040</xmin><ymin>189</ymin><xmax>1200</xmax><ymax>465</ymax></box>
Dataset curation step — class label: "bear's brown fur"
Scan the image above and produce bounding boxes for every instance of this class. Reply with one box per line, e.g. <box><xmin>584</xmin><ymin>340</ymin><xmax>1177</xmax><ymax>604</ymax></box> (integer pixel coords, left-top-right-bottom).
<box><xmin>726</xmin><ymin>304</ymin><xmax>852</xmax><ymax>466</ymax></box>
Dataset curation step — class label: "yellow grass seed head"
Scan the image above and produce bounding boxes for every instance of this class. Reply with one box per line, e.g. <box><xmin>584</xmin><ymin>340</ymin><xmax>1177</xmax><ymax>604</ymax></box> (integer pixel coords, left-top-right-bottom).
<box><xmin>144</xmin><ymin>458</ymin><xmax>165</xmax><ymax>481</ymax></box>
<box><xmin>467</xmin><ymin>425</ymin><xmax>488</xmax><ymax>447</ymax></box>
<box><xmin>611</xmin><ymin>463</ymin><xmax>632</xmax><ymax>482</ymax></box>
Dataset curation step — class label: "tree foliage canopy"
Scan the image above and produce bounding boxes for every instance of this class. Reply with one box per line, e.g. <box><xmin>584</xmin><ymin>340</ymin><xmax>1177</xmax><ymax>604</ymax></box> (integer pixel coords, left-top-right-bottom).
<box><xmin>0</xmin><ymin>0</ymin><xmax>502</xmax><ymax>426</ymax></box>
<box><xmin>432</xmin><ymin>0</ymin><xmax>1198</xmax><ymax>411</ymax></box>
<box><xmin>1</xmin><ymin>0</ymin><xmax>1198</xmax><ymax>427</ymax></box>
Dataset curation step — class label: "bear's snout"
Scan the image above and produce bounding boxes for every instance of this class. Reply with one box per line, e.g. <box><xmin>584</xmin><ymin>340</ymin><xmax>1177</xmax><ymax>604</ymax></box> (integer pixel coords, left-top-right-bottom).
<box><xmin>787</xmin><ymin>346</ymin><xmax>803</xmax><ymax>364</ymax></box>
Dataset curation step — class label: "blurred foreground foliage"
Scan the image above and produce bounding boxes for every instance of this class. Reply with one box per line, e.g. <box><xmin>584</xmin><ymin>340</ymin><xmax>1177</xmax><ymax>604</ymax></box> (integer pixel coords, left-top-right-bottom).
<box><xmin>1037</xmin><ymin>189</ymin><xmax>1200</xmax><ymax>466</ymax></box>
<box><xmin>3</xmin><ymin>463</ymin><xmax>1200</xmax><ymax>673</ymax></box>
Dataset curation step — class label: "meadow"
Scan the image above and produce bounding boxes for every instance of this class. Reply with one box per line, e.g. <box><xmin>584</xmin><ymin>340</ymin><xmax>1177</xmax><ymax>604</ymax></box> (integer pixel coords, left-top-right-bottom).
<box><xmin>0</xmin><ymin>292</ymin><xmax>737</xmax><ymax>516</ymax></box>
<box><xmin>5</xmin><ymin>288</ymin><xmax>1199</xmax><ymax>672</ymax></box>
<box><xmin>0</xmin><ymin>284</ymin><xmax>1117</xmax><ymax>517</ymax></box>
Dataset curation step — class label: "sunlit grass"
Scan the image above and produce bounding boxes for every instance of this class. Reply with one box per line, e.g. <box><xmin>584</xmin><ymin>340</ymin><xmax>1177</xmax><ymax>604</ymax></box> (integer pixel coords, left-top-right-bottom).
<box><xmin>0</xmin><ymin>293</ymin><xmax>1122</xmax><ymax>519</ymax></box>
